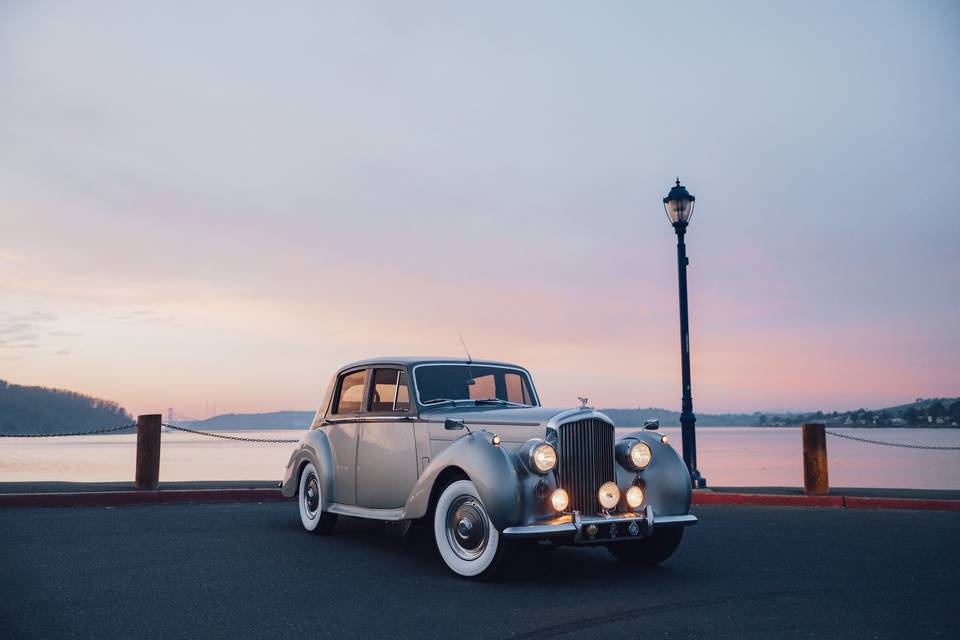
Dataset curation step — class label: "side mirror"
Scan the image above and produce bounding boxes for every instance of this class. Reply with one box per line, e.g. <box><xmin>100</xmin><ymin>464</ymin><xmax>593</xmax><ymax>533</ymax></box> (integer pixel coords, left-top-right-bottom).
<box><xmin>643</xmin><ymin>419</ymin><xmax>660</xmax><ymax>430</ymax></box>
<box><xmin>444</xmin><ymin>418</ymin><xmax>466</xmax><ymax>431</ymax></box>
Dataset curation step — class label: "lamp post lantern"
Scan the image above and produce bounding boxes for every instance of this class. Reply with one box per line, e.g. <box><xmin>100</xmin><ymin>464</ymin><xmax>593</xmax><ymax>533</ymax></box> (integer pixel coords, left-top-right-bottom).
<box><xmin>663</xmin><ymin>178</ymin><xmax>706</xmax><ymax>488</ymax></box>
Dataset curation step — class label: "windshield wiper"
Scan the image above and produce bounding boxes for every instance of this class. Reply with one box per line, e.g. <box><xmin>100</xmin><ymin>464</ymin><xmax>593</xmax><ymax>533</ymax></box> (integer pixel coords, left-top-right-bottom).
<box><xmin>474</xmin><ymin>398</ymin><xmax>527</xmax><ymax>407</ymax></box>
<box><xmin>421</xmin><ymin>398</ymin><xmax>459</xmax><ymax>406</ymax></box>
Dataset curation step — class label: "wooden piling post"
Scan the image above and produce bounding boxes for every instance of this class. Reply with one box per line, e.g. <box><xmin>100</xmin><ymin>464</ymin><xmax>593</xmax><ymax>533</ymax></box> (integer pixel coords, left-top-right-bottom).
<box><xmin>802</xmin><ymin>422</ymin><xmax>829</xmax><ymax>495</ymax></box>
<box><xmin>135</xmin><ymin>414</ymin><xmax>162</xmax><ymax>489</ymax></box>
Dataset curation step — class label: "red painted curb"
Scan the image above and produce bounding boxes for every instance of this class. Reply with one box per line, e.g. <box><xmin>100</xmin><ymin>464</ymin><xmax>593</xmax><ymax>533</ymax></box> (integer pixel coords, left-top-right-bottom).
<box><xmin>0</xmin><ymin>488</ymin><xmax>292</xmax><ymax>508</ymax></box>
<box><xmin>693</xmin><ymin>492</ymin><xmax>843</xmax><ymax>508</ymax></box>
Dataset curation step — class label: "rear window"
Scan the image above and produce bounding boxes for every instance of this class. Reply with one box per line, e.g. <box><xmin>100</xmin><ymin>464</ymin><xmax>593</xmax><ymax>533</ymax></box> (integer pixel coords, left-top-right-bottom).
<box><xmin>334</xmin><ymin>370</ymin><xmax>366</xmax><ymax>414</ymax></box>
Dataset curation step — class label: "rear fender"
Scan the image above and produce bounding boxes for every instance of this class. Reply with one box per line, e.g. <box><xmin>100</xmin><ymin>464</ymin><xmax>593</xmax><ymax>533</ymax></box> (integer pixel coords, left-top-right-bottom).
<box><xmin>280</xmin><ymin>429</ymin><xmax>335</xmax><ymax>505</ymax></box>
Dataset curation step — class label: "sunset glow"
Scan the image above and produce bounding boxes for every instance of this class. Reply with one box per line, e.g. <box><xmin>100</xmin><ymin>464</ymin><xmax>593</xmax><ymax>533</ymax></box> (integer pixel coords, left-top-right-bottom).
<box><xmin>1</xmin><ymin>1</ymin><xmax>957</xmax><ymax>418</ymax></box>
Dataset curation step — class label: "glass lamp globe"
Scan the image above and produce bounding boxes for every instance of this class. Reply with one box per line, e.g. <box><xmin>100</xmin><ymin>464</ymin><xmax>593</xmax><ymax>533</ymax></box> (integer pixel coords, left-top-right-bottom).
<box><xmin>663</xmin><ymin>179</ymin><xmax>696</xmax><ymax>224</ymax></box>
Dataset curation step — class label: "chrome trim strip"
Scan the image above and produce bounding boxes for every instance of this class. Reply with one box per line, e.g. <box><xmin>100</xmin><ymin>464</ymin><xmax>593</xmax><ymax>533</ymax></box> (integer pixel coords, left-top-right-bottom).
<box><xmin>654</xmin><ymin>514</ymin><xmax>698</xmax><ymax>527</ymax></box>
<box><xmin>411</xmin><ymin>362</ymin><xmax>541</xmax><ymax>408</ymax></box>
<box><xmin>502</xmin><ymin>523</ymin><xmax>577</xmax><ymax>538</ymax></box>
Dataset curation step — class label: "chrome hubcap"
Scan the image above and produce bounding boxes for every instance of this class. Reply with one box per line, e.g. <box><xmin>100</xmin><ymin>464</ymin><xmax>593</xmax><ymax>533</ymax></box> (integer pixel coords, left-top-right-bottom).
<box><xmin>303</xmin><ymin>475</ymin><xmax>319</xmax><ymax>519</ymax></box>
<box><xmin>446</xmin><ymin>496</ymin><xmax>489</xmax><ymax>561</ymax></box>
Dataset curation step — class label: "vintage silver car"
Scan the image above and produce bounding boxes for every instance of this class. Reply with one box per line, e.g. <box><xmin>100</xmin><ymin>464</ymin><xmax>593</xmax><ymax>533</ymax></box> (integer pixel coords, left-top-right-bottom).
<box><xmin>281</xmin><ymin>357</ymin><xmax>697</xmax><ymax>578</ymax></box>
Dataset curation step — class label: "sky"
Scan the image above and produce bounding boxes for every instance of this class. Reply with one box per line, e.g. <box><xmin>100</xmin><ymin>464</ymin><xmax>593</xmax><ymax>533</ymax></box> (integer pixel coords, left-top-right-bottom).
<box><xmin>1</xmin><ymin>1</ymin><xmax>958</xmax><ymax>418</ymax></box>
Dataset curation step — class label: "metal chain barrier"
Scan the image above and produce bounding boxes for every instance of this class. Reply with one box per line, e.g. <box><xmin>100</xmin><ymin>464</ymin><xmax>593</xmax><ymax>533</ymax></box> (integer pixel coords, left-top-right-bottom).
<box><xmin>825</xmin><ymin>429</ymin><xmax>960</xmax><ymax>451</ymax></box>
<box><xmin>163</xmin><ymin>423</ymin><xmax>299</xmax><ymax>443</ymax></box>
<box><xmin>0</xmin><ymin>423</ymin><xmax>137</xmax><ymax>438</ymax></box>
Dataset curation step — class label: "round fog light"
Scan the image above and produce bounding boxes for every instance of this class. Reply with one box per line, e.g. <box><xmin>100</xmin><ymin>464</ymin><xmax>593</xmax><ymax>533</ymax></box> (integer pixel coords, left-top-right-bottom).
<box><xmin>550</xmin><ymin>488</ymin><xmax>569</xmax><ymax>512</ymax></box>
<box><xmin>598</xmin><ymin>482</ymin><xmax>620</xmax><ymax>510</ymax></box>
<box><xmin>625</xmin><ymin>485</ymin><xmax>644</xmax><ymax>509</ymax></box>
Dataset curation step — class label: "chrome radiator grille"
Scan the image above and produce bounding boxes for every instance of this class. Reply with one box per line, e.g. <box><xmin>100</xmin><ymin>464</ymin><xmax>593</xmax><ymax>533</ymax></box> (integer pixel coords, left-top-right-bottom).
<box><xmin>556</xmin><ymin>419</ymin><xmax>616</xmax><ymax>514</ymax></box>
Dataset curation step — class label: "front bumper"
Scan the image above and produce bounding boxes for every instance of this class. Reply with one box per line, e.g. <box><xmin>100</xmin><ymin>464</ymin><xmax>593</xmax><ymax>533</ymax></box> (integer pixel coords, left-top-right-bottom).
<box><xmin>501</xmin><ymin>505</ymin><xmax>697</xmax><ymax>544</ymax></box>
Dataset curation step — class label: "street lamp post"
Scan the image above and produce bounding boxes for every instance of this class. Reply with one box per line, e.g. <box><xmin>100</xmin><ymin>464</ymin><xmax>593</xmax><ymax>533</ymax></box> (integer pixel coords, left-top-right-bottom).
<box><xmin>663</xmin><ymin>178</ymin><xmax>706</xmax><ymax>488</ymax></box>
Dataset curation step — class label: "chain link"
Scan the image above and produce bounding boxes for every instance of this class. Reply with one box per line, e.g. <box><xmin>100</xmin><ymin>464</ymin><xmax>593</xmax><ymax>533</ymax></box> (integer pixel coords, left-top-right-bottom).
<box><xmin>825</xmin><ymin>429</ymin><xmax>960</xmax><ymax>450</ymax></box>
<box><xmin>163</xmin><ymin>423</ymin><xmax>300</xmax><ymax>443</ymax></box>
<box><xmin>0</xmin><ymin>423</ymin><xmax>137</xmax><ymax>438</ymax></box>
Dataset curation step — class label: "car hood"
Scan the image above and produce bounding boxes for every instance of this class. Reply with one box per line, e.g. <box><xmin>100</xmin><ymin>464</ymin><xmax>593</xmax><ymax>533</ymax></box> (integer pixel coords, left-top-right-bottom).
<box><xmin>418</xmin><ymin>405</ymin><xmax>613</xmax><ymax>429</ymax></box>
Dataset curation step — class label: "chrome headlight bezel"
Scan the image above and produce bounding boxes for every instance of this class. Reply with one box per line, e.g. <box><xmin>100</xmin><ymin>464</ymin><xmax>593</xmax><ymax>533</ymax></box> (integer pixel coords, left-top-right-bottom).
<box><xmin>629</xmin><ymin>441</ymin><xmax>652</xmax><ymax>470</ymax></box>
<box><xmin>616</xmin><ymin>438</ymin><xmax>654</xmax><ymax>471</ymax></box>
<box><xmin>528</xmin><ymin>441</ymin><xmax>558</xmax><ymax>474</ymax></box>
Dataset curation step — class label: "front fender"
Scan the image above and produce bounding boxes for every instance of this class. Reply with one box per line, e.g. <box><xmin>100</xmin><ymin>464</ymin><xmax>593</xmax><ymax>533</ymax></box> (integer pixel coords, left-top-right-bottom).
<box><xmin>616</xmin><ymin>430</ymin><xmax>692</xmax><ymax>515</ymax></box>
<box><xmin>280</xmin><ymin>429</ymin><xmax>335</xmax><ymax>505</ymax></box>
<box><xmin>402</xmin><ymin>431</ymin><xmax>523</xmax><ymax>531</ymax></box>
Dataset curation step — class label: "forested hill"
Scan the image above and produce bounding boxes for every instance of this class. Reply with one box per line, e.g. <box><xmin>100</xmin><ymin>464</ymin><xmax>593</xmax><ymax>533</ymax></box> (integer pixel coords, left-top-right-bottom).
<box><xmin>600</xmin><ymin>407</ymin><xmax>757</xmax><ymax>427</ymax></box>
<box><xmin>0</xmin><ymin>379</ymin><xmax>132</xmax><ymax>435</ymax></box>
<box><xmin>183</xmin><ymin>411</ymin><xmax>315</xmax><ymax>430</ymax></box>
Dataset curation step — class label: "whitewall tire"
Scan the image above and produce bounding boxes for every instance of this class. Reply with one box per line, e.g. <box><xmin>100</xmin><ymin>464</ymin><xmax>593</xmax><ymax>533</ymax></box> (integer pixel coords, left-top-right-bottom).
<box><xmin>433</xmin><ymin>479</ymin><xmax>508</xmax><ymax>579</ymax></box>
<box><xmin>298</xmin><ymin>462</ymin><xmax>337</xmax><ymax>534</ymax></box>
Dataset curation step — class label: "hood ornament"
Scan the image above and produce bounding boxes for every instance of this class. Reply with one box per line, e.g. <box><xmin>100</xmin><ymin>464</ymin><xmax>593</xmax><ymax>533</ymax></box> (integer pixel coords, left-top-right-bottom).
<box><xmin>578</xmin><ymin>396</ymin><xmax>590</xmax><ymax>408</ymax></box>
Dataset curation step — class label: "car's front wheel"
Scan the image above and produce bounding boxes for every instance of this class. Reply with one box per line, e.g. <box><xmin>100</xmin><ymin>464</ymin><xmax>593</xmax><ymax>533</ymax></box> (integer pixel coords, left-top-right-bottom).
<box><xmin>298</xmin><ymin>462</ymin><xmax>337</xmax><ymax>534</ymax></box>
<box><xmin>607</xmin><ymin>527</ymin><xmax>683</xmax><ymax>566</ymax></box>
<box><xmin>433</xmin><ymin>479</ymin><xmax>509</xmax><ymax>579</ymax></box>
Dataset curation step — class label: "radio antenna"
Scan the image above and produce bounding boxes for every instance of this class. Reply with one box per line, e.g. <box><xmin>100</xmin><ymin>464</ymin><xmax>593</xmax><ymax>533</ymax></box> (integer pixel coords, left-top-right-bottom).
<box><xmin>457</xmin><ymin>330</ymin><xmax>473</xmax><ymax>364</ymax></box>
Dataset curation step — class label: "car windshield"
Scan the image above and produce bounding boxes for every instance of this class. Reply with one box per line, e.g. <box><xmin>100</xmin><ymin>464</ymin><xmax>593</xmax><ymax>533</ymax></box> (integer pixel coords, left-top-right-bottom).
<box><xmin>415</xmin><ymin>365</ymin><xmax>537</xmax><ymax>407</ymax></box>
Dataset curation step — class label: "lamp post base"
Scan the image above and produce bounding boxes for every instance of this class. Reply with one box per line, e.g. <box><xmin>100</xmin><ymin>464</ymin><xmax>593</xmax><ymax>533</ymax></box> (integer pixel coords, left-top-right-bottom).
<box><xmin>689</xmin><ymin>469</ymin><xmax>707</xmax><ymax>489</ymax></box>
<box><xmin>679</xmin><ymin>411</ymin><xmax>706</xmax><ymax>489</ymax></box>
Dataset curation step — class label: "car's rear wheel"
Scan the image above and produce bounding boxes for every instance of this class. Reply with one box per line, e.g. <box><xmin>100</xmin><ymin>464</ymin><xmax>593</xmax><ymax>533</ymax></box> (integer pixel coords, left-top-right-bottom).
<box><xmin>607</xmin><ymin>527</ymin><xmax>684</xmax><ymax>566</ymax></box>
<box><xmin>298</xmin><ymin>462</ymin><xmax>337</xmax><ymax>534</ymax></box>
<box><xmin>433</xmin><ymin>479</ymin><xmax>509</xmax><ymax>579</ymax></box>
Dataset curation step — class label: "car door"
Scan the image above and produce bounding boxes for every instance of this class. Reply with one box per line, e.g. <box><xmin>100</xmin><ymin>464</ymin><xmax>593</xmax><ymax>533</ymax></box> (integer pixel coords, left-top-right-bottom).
<box><xmin>324</xmin><ymin>368</ymin><xmax>367</xmax><ymax>505</ymax></box>
<box><xmin>355</xmin><ymin>367</ymin><xmax>418</xmax><ymax>509</ymax></box>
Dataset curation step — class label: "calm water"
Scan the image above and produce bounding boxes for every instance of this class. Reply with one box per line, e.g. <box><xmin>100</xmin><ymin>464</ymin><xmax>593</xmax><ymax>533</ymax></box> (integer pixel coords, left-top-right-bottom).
<box><xmin>1</xmin><ymin>427</ymin><xmax>958</xmax><ymax>489</ymax></box>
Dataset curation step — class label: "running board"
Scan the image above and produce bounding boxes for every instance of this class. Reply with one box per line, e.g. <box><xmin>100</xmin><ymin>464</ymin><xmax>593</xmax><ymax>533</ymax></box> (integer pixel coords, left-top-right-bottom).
<box><xmin>327</xmin><ymin>503</ymin><xmax>406</xmax><ymax>521</ymax></box>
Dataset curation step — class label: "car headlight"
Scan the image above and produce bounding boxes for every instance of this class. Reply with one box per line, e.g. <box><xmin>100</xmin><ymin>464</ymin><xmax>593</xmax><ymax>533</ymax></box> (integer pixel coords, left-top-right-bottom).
<box><xmin>629</xmin><ymin>441</ymin><xmax>652</xmax><ymax>470</ymax></box>
<box><xmin>598</xmin><ymin>481</ymin><xmax>620</xmax><ymax>510</ymax></box>
<box><xmin>625</xmin><ymin>485</ymin><xmax>644</xmax><ymax>509</ymax></box>
<box><xmin>551</xmin><ymin>488</ymin><xmax>569</xmax><ymax>512</ymax></box>
<box><xmin>530</xmin><ymin>442</ymin><xmax>557</xmax><ymax>474</ymax></box>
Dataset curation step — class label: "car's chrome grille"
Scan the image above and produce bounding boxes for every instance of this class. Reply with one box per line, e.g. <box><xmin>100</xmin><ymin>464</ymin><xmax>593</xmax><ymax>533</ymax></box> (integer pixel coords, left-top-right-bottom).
<box><xmin>556</xmin><ymin>418</ymin><xmax>616</xmax><ymax>514</ymax></box>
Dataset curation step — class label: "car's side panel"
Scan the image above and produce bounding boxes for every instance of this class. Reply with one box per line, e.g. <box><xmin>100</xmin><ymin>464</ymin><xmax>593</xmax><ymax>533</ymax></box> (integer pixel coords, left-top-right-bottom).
<box><xmin>414</xmin><ymin>422</ymin><xmax>432</xmax><ymax>475</ymax></box>
<box><xmin>356</xmin><ymin>419</ymin><xmax>418</xmax><ymax>508</ymax></box>
<box><xmin>402</xmin><ymin>431</ymin><xmax>523</xmax><ymax>530</ymax></box>
<box><xmin>326</xmin><ymin>420</ymin><xmax>359</xmax><ymax>505</ymax></box>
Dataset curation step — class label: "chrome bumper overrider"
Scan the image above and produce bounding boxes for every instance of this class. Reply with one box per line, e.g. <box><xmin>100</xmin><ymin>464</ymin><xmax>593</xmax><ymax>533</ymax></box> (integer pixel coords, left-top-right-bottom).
<box><xmin>502</xmin><ymin>505</ymin><xmax>697</xmax><ymax>543</ymax></box>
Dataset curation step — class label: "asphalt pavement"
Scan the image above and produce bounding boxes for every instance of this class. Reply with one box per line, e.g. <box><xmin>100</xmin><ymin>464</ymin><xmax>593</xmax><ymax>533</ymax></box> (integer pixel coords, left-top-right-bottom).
<box><xmin>1</xmin><ymin>503</ymin><xmax>957</xmax><ymax>639</ymax></box>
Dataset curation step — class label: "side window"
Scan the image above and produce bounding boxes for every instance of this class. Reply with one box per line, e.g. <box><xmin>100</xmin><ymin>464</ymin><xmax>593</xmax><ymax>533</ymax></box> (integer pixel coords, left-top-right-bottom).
<box><xmin>505</xmin><ymin>372</ymin><xmax>533</xmax><ymax>405</ymax></box>
<box><xmin>369</xmin><ymin>369</ymin><xmax>411</xmax><ymax>412</ymax></box>
<box><xmin>334</xmin><ymin>370</ymin><xmax>366</xmax><ymax>415</ymax></box>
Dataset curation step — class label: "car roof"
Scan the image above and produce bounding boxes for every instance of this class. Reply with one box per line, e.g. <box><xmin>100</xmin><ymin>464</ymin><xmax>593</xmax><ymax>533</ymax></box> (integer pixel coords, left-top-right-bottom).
<box><xmin>338</xmin><ymin>356</ymin><xmax>527</xmax><ymax>371</ymax></box>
